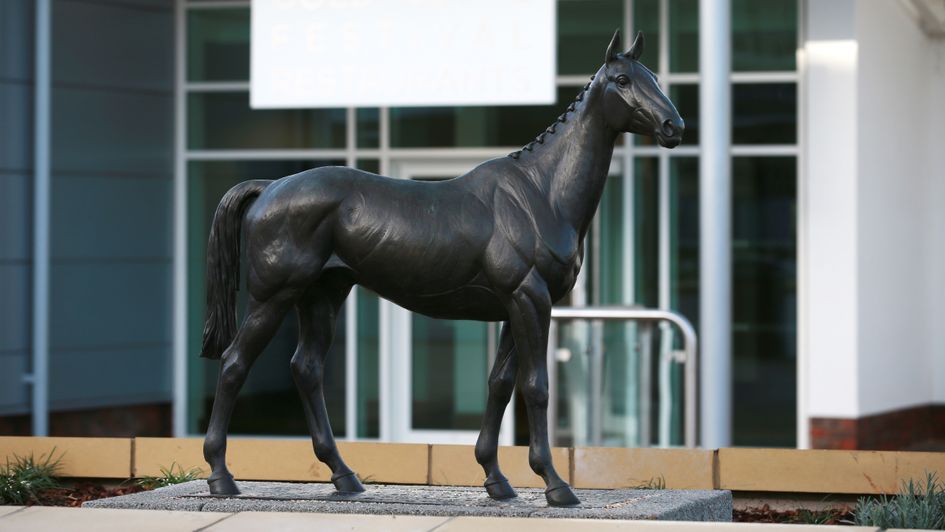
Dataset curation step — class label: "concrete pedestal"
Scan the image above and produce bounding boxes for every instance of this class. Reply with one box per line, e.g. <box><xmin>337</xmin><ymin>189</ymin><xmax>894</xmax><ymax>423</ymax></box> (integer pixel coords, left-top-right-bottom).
<box><xmin>84</xmin><ymin>481</ymin><xmax>732</xmax><ymax>521</ymax></box>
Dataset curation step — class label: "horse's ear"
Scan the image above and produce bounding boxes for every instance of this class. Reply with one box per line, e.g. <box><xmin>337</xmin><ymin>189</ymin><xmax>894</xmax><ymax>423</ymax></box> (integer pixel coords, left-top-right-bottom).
<box><xmin>605</xmin><ymin>29</ymin><xmax>621</xmax><ymax>63</ymax></box>
<box><xmin>627</xmin><ymin>31</ymin><xmax>645</xmax><ymax>61</ymax></box>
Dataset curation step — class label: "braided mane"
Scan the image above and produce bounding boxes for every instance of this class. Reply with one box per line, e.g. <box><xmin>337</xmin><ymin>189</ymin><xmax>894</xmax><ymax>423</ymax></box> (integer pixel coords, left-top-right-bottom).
<box><xmin>508</xmin><ymin>74</ymin><xmax>597</xmax><ymax>160</ymax></box>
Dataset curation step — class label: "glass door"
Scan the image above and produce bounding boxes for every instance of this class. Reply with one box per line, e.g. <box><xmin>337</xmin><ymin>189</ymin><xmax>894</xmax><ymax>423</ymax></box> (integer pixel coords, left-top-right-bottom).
<box><xmin>384</xmin><ymin>159</ymin><xmax>513</xmax><ymax>445</ymax></box>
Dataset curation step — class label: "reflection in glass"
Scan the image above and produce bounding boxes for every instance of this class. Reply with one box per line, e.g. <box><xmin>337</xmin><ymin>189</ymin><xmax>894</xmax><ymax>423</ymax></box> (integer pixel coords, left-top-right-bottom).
<box><xmin>188</xmin><ymin>92</ymin><xmax>345</xmax><ymax>150</ymax></box>
<box><xmin>558</xmin><ymin>0</ymin><xmax>624</xmax><ymax>75</ymax></box>
<box><xmin>732</xmin><ymin>83</ymin><xmax>796</xmax><ymax>145</ymax></box>
<box><xmin>669</xmin><ymin>0</ymin><xmax>699</xmax><ymax>72</ymax></box>
<box><xmin>187</xmin><ymin>8</ymin><xmax>249</xmax><ymax>82</ymax></box>
<box><xmin>732</xmin><ymin>156</ymin><xmax>797</xmax><ymax>447</ymax></box>
<box><xmin>732</xmin><ymin>0</ymin><xmax>797</xmax><ymax>72</ymax></box>
<box><xmin>411</xmin><ymin>317</ymin><xmax>488</xmax><ymax>430</ymax></box>
<box><xmin>186</xmin><ymin>160</ymin><xmax>346</xmax><ymax>436</ymax></box>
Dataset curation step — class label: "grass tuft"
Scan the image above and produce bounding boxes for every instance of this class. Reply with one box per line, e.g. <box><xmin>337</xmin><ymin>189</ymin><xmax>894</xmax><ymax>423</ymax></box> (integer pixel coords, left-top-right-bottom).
<box><xmin>136</xmin><ymin>463</ymin><xmax>203</xmax><ymax>490</ymax></box>
<box><xmin>0</xmin><ymin>449</ymin><xmax>64</xmax><ymax>505</ymax></box>
<box><xmin>852</xmin><ymin>472</ymin><xmax>945</xmax><ymax>530</ymax></box>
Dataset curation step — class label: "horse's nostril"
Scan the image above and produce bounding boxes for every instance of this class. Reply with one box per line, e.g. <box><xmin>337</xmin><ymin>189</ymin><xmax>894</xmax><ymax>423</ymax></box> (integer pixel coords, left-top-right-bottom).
<box><xmin>661</xmin><ymin>119</ymin><xmax>677</xmax><ymax>137</ymax></box>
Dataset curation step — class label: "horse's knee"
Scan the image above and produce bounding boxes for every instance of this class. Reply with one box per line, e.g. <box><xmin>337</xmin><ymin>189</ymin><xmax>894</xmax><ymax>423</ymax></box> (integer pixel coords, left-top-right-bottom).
<box><xmin>290</xmin><ymin>356</ymin><xmax>324</xmax><ymax>387</ymax></box>
<box><xmin>520</xmin><ymin>379</ymin><xmax>549</xmax><ymax>409</ymax></box>
<box><xmin>220</xmin><ymin>356</ymin><xmax>250</xmax><ymax>390</ymax></box>
<box><xmin>488</xmin><ymin>370</ymin><xmax>515</xmax><ymax>400</ymax></box>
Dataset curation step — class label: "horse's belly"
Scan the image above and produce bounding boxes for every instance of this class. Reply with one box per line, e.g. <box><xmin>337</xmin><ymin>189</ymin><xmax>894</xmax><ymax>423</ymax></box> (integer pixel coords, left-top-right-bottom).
<box><xmin>377</xmin><ymin>283</ymin><xmax>507</xmax><ymax>322</ymax></box>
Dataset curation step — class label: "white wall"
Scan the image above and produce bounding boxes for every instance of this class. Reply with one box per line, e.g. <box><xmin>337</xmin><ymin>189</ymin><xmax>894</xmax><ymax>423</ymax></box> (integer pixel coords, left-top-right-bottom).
<box><xmin>804</xmin><ymin>0</ymin><xmax>945</xmax><ymax>421</ymax></box>
<box><xmin>855</xmin><ymin>0</ymin><xmax>942</xmax><ymax>416</ymax></box>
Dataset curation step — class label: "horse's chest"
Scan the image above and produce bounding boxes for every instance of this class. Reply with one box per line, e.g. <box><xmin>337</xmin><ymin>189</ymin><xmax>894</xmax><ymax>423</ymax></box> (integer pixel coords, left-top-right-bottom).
<box><xmin>539</xmin><ymin>238</ymin><xmax>584</xmax><ymax>301</ymax></box>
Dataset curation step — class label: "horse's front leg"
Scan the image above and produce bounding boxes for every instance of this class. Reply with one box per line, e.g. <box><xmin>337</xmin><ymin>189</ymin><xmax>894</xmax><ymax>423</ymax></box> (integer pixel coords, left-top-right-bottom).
<box><xmin>505</xmin><ymin>271</ymin><xmax>580</xmax><ymax>507</ymax></box>
<box><xmin>475</xmin><ymin>321</ymin><xmax>518</xmax><ymax>499</ymax></box>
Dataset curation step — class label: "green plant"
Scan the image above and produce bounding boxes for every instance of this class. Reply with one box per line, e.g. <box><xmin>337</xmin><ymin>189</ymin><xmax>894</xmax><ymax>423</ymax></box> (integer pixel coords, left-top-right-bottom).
<box><xmin>136</xmin><ymin>463</ymin><xmax>203</xmax><ymax>490</ymax></box>
<box><xmin>0</xmin><ymin>449</ymin><xmax>63</xmax><ymax>504</ymax></box>
<box><xmin>853</xmin><ymin>472</ymin><xmax>945</xmax><ymax>530</ymax></box>
<box><xmin>632</xmin><ymin>475</ymin><xmax>666</xmax><ymax>490</ymax></box>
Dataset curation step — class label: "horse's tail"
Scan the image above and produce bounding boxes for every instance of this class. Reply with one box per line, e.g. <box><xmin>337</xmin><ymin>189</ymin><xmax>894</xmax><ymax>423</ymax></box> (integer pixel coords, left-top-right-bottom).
<box><xmin>201</xmin><ymin>179</ymin><xmax>273</xmax><ymax>360</ymax></box>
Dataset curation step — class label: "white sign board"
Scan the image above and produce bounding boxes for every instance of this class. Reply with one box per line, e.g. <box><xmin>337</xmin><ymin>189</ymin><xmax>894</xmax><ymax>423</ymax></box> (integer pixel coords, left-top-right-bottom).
<box><xmin>251</xmin><ymin>0</ymin><xmax>556</xmax><ymax>108</ymax></box>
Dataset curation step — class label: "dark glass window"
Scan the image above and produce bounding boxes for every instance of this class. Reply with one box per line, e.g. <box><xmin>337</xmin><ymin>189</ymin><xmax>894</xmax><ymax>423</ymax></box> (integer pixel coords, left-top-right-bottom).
<box><xmin>390</xmin><ymin>86</ymin><xmax>587</xmax><ymax>148</ymax></box>
<box><xmin>187</xmin><ymin>92</ymin><xmax>346</xmax><ymax>150</ymax></box>
<box><xmin>670</xmin><ymin>83</ymin><xmax>699</xmax><ymax>146</ymax></box>
<box><xmin>732</xmin><ymin>156</ymin><xmax>797</xmax><ymax>447</ymax></box>
<box><xmin>633</xmin><ymin>0</ymin><xmax>661</xmax><ymax>67</ymax></box>
<box><xmin>732</xmin><ymin>0</ymin><xmax>797</xmax><ymax>72</ymax></box>
<box><xmin>186</xmin><ymin>159</ymin><xmax>347</xmax><ymax>436</ymax></box>
<box><xmin>356</xmin><ymin>108</ymin><xmax>380</xmax><ymax>149</ymax></box>
<box><xmin>669</xmin><ymin>0</ymin><xmax>699</xmax><ymax>72</ymax></box>
<box><xmin>187</xmin><ymin>8</ymin><xmax>249</xmax><ymax>82</ymax></box>
<box><xmin>558</xmin><ymin>0</ymin><xmax>624</xmax><ymax>75</ymax></box>
<box><xmin>732</xmin><ymin>83</ymin><xmax>796</xmax><ymax>144</ymax></box>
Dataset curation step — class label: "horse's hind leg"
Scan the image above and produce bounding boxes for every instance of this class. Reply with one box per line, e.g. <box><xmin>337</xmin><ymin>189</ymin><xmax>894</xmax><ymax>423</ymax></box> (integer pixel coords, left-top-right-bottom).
<box><xmin>204</xmin><ymin>294</ymin><xmax>294</xmax><ymax>495</ymax></box>
<box><xmin>475</xmin><ymin>322</ymin><xmax>518</xmax><ymax>499</ymax></box>
<box><xmin>291</xmin><ymin>273</ymin><xmax>364</xmax><ymax>493</ymax></box>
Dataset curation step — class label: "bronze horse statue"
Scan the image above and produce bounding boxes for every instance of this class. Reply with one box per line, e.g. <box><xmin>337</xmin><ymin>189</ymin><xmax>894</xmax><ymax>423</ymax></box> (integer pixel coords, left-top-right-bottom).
<box><xmin>200</xmin><ymin>30</ymin><xmax>683</xmax><ymax>506</ymax></box>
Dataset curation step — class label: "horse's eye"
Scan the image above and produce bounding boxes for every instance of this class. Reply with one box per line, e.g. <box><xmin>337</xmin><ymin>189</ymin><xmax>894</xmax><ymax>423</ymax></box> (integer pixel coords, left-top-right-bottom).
<box><xmin>617</xmin><ymin>75</ymin><xmax>630</xmax><ymax>87</ymax></box>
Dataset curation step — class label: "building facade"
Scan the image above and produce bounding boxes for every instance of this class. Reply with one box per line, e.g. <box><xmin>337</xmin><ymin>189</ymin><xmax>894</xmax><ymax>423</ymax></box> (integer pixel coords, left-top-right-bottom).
<box><xmin>1</xmin><ymin>0</ymin><xmax>942</xmax><ymax>450</ymax></box>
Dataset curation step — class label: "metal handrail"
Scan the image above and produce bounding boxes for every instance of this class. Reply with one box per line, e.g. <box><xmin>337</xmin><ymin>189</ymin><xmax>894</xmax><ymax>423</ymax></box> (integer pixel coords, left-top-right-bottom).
<box><xmin>549</xmin><ymin>306</ymin><xmax>699</xmax><ymax>448</ymax></box>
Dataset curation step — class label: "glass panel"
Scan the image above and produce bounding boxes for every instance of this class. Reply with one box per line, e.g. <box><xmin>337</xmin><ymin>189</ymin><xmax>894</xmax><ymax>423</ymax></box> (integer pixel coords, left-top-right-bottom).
<box><xmin>670</xmin><ymin>83</ymin><xmax>699</xmax><ymax>146</ymax></box>
<box><xmin>669</xmin><ymin>157</ymin><xmax>699</xmax><ymax>325</ymax></box>
<box><xmin>558</xmin><ymin>0</ymin><xmax>623</xmax><ymax>75</ymax></box>
<box><xmin>188</xmin><ymin>92</ymin><xmax>346</xmax><ymax>150</ymax></box>
<box><xmin>356</xmin><ymin>159</ymin><xmax>380</xmax><ymax>174</ymax></box>
<box><xmin>633</xmin><ymin>0</ymin><xmax>660</xmax><ymax>69</ymax></box>
<box><xmin>391</xmin><ymin>86</ymin><xmax>581</xmax><ymax>148</ymax></box>
<box><xmin>357</xmin><ymin>288</ymin><xmax>380</xmax><ymax>438</ymax></box>
<box><xmin>411</xmin><ymin>317</ymin><xmax>488</xmax><ymax>430</ymax></box>
<box><xmin>357</xmin><ymin>108</ymin><xmax>380</xmax><ymax>149</ymax></box>
<box><xmin>732</xmin><ymin>0</ymin><xmax>797</xmax><ymax>72</ymax></box>
<box><xmin>633</xmin><ymin>157</ymin><xmax>660</xmax><ymax>308</ymax></box>
<box><xmin>732</xmin><ymin>83</ymin><xmax>796</xmax><ymax>145</ymax></box>
<box><xmin>669</xmin><ymin>0</ymin><xmax>699</xmax><ymax>72</ymax></box>
<box><xmin>187</xmin><ymin>8</ymin><xmax>249</xmax><ymax>82</ymax></box>
<box><xmin>732</xmin><ymin>156</ymin><xmax>796</xmax><ymax>447</ymax></box>
<box><xmin>186</xmin><ymin>159</ymin><xmax>346</xmax><ymax>436</ymax></box>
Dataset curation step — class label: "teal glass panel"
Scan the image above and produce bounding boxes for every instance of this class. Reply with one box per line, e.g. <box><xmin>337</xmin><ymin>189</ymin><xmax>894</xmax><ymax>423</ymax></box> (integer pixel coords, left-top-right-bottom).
<box><xmin>411</xmin><ymin>317</ymin><xmax>488</xmax><ymax>430</ymax></box>
<box><xmin>356</xmin><ymin>288</ymin><xmax>380</xmax><ymax>438</ymax></box>
<box><xmin>669</xmin><ymin>157</ymin><xmax>700</xmax><ymax>325</ymax></box>
<box><xmin>187</xmin><ymin>92</ymin><xmax>346</xmax><ymax>150</ymax></box>
<box><xmin>186</xmin><ymin>159</ymin><xmax>346</xmax><ymax>436</ymax></box>
<box><xmin>732</xmin><ymin>0</ymin><xmax>797</xmax><ymax>72</ymax></box>
<box><xmin>633</xmin><ymin>157</ymin><xmax>659</xmax><ymax>308</ymax></box>
<box><xmin>633</xmin><ymin>0</ymin><xmax>660</xmax><ymax>68</ymax></box>
<box><xmin>558</xmin><ymin>0</ymin><xmax>623</xmax><ymax>75</ymax></box>
<box><xmin>669</xmin><ymin>0</ymin><xmax>699</xmax><ymax>72</ymax></box>
<box><xmin>670</xmin><ymin>83</ymin><xmax>699</xmax><ymax>146</ymax></box>
<box><xmin>732</xmin><ymin>156</ymin><xmax>796</xmax><ymax>447</ymax></box>
<box><xmin>187</xmin><ymin>8</ymin><xmax>249</xmax><ymax>82</ymax></box>
<box><xmin>732</xmin><ymin>83</ymin><xmax>796</xmax><ymax>144</ymax></box>
<box><xmin>390</xmin><ymin>86</ymin><xmax>580</xmax><ymax>148</ymax></box>
<box><xmin>357</xmin><ymin>108</ymin><xmax>380</xmax><ymax>149</ymax></box>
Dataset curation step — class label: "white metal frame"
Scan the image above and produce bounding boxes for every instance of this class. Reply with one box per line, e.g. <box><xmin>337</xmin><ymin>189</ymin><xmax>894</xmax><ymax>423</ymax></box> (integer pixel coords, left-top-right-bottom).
<box><xmin>172</xmin><ymin>0</ymin><xmax>802</xmax><ymax>446</ymax></box>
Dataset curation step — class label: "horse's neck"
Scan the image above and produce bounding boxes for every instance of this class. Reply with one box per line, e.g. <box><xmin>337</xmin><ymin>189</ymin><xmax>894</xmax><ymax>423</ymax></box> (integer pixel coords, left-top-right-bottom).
<box><xmin>526</xmin><ymin>79</ymin><xmax>618</xmax><ymax>238</ymax></box>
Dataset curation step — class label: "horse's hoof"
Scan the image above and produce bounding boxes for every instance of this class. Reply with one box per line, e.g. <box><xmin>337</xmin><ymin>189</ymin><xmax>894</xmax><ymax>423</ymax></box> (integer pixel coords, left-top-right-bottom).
<box><xmin>545</xmin><ymin>484</ymin><xmax>580</xmax><ymax>507</ymax></box>
<box><xmin>207</xmin><ymin>474</ymin><xmax>240</xmax><ymax>496</ymax></box>
<box><xmin>485</xmin><ymin>478</ymin><xmax>517</xmax><ymax>500</ymax></box>
<box><xmin>332</xmin><ymin>472</ymin><xmax>365</xmax><ymax>493</ymax></box>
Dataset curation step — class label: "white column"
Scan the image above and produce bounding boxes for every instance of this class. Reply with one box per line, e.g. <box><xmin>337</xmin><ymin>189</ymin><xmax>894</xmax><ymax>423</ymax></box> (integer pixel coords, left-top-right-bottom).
<box><xmin>698</xmin><ymin>0</ymin><xmax>732</xmax><ymax>448</ymax></box>
<box><xmin>172</xmin><ymin>0</ymin><xmax>188</xmax><ymax>438</ymax></box>
<box><xmin>31</xmin><ymin>0</ymin><xmax>51</xmax><ymax>437</ymax></box>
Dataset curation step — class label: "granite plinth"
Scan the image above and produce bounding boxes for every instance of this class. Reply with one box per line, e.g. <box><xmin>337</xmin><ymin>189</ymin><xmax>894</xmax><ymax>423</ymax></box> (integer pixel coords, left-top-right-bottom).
<box><xmin>83</xmin><ymin>481</ymin><xmax>732</xmax><ymax>521</ymax></box>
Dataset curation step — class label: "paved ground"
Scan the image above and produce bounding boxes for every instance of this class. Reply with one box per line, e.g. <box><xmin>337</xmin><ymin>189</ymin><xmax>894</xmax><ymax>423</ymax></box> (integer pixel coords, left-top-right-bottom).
<box><xmin>82</xmin><ymin>480</ymin><xmax>732</xmax><ymax>521</ymax></box>
<box><xmin>0</xmin><ymin>506</ymin><xmax>887</xmax><ymax>531</ymax></box>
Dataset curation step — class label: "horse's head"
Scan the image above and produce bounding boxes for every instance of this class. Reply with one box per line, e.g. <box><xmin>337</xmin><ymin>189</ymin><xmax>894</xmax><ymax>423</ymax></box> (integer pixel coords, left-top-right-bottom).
<box><xmin>600</xmin><ymin>30</ymin><xmax>684</xmax><ymax>148</ymax></box>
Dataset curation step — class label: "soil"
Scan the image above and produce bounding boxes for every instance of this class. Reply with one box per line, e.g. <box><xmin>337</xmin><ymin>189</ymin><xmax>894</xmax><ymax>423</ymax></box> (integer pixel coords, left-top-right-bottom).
<box><xmin>734</xmin><ymin>504</ymin><xmax>854</xmax><ymax>525</ymax></box>
<box><xmin>26</xmin><ymin>482</ymin><xmax>148</xmax><ymax>507</ymax></box>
